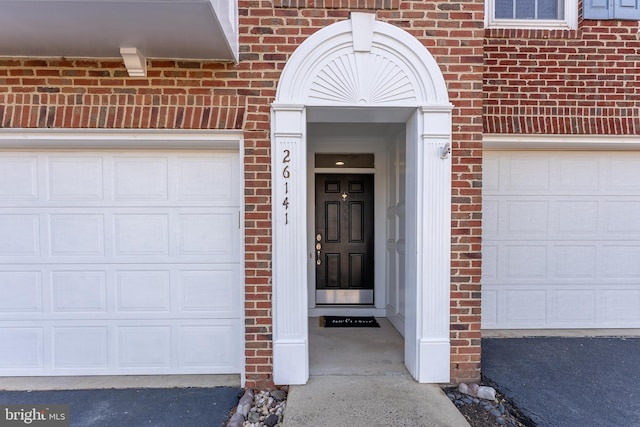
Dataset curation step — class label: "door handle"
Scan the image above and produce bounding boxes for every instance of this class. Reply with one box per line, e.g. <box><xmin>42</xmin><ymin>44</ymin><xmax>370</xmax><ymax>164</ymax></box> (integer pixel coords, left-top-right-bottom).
<box><xmin>315</xmin><ymin>234</ymin><xmax>322</xmax><ymax>265</ymax></box>
<box><xmin>316</xmin><ymin>242</ymin><xmax>322</xmax><ymax>265</ymax></box>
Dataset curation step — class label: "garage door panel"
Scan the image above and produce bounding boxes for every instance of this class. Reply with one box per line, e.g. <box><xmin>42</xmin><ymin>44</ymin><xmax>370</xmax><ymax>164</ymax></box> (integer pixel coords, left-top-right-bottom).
<box><xmin>0</xmin><ymin>208</ymin><xmax>239</xmax><ymax>264</ymax></box>
<box><xmin>506</xmin><ymin>201</ymin><xmax>549</xmax><ymax>234</ymax></box>
<box><xmin>0</xmin><ymin>152</ymin><xmax>241</xmax><ymax>208</ymax></box>
<box><xmin>500</xmin><ymin>199</ymin><xmax>640</xmax><ymax>239</ymax></box>
<box><xmin>0</xmin><ymin>264</ymin><xmax>241</xmax><ymax>321</ymax></box>
<box><xmin>0</xmin><ymin>328</ymin><xmax>43</xmax><ymax>368</ymax></box>
<box><xmin>483</xmin><ymin>200</ymin><xmax>499</xmax><ymax>236</ymax></box>
<box><xmin>0</xmin><ymin>319</ymin><xmax>242</xmax><ymax>375</ymax></box>
<box><xmin>602</xmin><ymin>246</ymin><xmax>640</xmax><ymax>277</ymax></box>
<box><xmin>116</xmin><ymin>271</ymin><xmax>172</xmax><ymax>312</ymax></box>
<box><xmin>490</xmin><ymin>243</ymin><xmax>640</xmax><ymax>283</ymax></box>
<box><xmin>53</xmin><ymin>326</ymin><xmax>108</xmax><ymax>368</ymax></box>
<box><xmin>489</xmin><ymin>152</ymin><xmax>640</xmax><ymax>196</ymax></box>
<box><xmin>179</xmin><ymin>324</ymin><xmax>239</xmax><ymax>368</ymax></box>
<box><xmin>481</xmin><ymin>290</ymin><xmax>498</xmax><ymax>326</ymax></box>
<box><xmin>505</xmin><ymin>156</ymin><xmax>550</xmax><ymax>191</ymax></box>
<box><xmin>180</xmin><ymin>269</ymin><xmax>238</xmax><ymax>312</ymax></box>
<box><xmin>175</xmin><ymin>155</ymin><xmax>240</xmax><ymax>204</ymax></box>
<box><xmin>505</xmin><ymin>245</ymin><xmax>547</xmax><ymax>279</ymax></box>
<box><xmin>179</xmin><ymin>213</ymin><xmax>238</xmax><ymax>258</ymax></box>
<box><xmin>492</xmin><ymin>199</ymin><xmax>605</xmax><ymax>238</ymax></box>
<box><xmin>551</xmin><ymin>290</ymin><xmax>596</xmax><ymax>323</ymax></box>
<box><xmin>114</xmin><ymin>157</ymin><xmax>169</xmax><ymax>201</ymax></box>
<box><xmin>557</xmin><ymin>201</ymin><xmax>599</xmax><ymax>233</ymax></box>
<box><xmin>0</xmin><ymin>272</ymin><xmax>42</xmax><ymax>312</ymax></box>
<box><xmin>482</xmin><ymin>245</ymin><xmax>498</xmax><ymax>280</ymax></box>
<box><xmin>51</xmin><ymin>214</ymin><xmax>106</xmax><ymax>256</ymax></box>
<box><xmin>0</xmin><ymin>214</ymin><xmax>39</xmax><ymax>255</ymax></box>
<box><xmin>602</xmin><ymin>290</ymin><xmax>640</xmax><ymax>322</ymax></box>
<box><xmin>607</xmin><ymin>159</ymin><xmax>640</xmax><ymax>190</ymax></box>
<box><xmin>504</xmin><ymin>289</ymin><xmax>547</xmax><ymax>323</ymax></box>
<box><xmin>484</xmin><ymin>284</ymin><xmax>640</xmax><ymax>328</ymax></box>
<box><xmin>118</xmin><ymin>326</ymin><xmax>172</xmax><ymax>368</ymax></box>
<box><xmin>605</xmin><ymin>201</ymin><xmax>640</xmax><ymax>233</ymax></box>
<box><xmin>0</xmin><ymin>149</ymin><xmax>242</xmax><ymax>376</ymax></box>
<box><xmin>552</xmin><ymin>245</ymin><xmax>596</xmax><ymax>279</ymax></box>
<box><xmin>483</xmin><ymin>150</ymin><xmax>640</xmax><ymax>329</ymax></box>
<box><xmin>483</xmin><ymin>155</ymin><xmax>500</xmax><ymax>191</ymax></box>
<box><xmin>48</xmin><ymin>157</ymin><xmax>104</xmax><ymax>200</ymax></box>
<box><xmin>114</xmin><ymin>214</ymin><xmax>170</xmax><ymax>255</ymax></box>
<box><xmin>0</xmin><ymin>156</ymin><xmax>38</xmax><ymax>199</ymax></box>
<box><xmin>52</xmin><ymin>271</ymin><xmax>107</xmax><ymax>313</ymax></box>
<box><xmin>557</xmin><ymin>158</ymin><xmax>599</xmax><ymax>190</ymax></box>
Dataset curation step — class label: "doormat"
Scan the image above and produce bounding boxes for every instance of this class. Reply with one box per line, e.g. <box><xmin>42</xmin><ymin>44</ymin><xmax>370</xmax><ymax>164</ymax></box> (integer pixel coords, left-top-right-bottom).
<box><xmin>319</xmin><ymin>316</ymin><xmax>380</xmax><ymax>328</ymax></box>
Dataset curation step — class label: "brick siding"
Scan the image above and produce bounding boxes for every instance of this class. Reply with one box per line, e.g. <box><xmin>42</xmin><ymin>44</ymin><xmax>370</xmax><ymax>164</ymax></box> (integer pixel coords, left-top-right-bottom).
<box><xmin>484</xmin><ymin>22</ymin><xmax>640</xmax><ymax>134</ymax></box>
<box><xmin>0</xmin><ymin>0</ymin><xmax>484</xmax><ymax>387</ymax></box>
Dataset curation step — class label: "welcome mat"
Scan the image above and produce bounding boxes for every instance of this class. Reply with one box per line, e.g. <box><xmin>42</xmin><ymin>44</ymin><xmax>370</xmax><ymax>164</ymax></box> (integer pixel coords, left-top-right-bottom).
<box><xmin>319</xmin><ymin>316</ymin><xmax>380</xmax><ymax>328</ymax></box>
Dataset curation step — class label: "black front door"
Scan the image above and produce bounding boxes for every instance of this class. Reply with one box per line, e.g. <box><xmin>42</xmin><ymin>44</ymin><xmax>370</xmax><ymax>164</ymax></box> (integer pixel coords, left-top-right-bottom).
<box><xmin>315</xmin><ymin>174</ymin><xmax>374</xmax><ymax>304</ymax></box>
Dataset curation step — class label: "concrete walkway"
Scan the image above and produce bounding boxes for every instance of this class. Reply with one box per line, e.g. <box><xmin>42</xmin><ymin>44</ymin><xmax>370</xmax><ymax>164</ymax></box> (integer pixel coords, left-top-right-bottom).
<box><xmin>283</xmin><ymin>318</ymin><xmax>470</xmax><ymax>427</ymax></box>
<box><xmin>285</xmin><ymin>375</ymin><xmax>470</xmax><ymax>427</ymax></box>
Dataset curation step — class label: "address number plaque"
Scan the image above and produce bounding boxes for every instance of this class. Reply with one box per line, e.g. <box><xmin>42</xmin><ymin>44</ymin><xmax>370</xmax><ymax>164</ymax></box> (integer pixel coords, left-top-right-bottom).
<box><xmin>282</xmin><ymin>149</ymin><xmax>291</xmax><ymax>225</ymax></box>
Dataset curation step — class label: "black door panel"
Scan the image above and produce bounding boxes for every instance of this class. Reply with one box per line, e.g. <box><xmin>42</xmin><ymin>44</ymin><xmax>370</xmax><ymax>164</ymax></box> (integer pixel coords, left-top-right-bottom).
<box><xmin>315</xmin><ymin>174</ymin><xmax>374</xmax><ymax>304</ymax></box>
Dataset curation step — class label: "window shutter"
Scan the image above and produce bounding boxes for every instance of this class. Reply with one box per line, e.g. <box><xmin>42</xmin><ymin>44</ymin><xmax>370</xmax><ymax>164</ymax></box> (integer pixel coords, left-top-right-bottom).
<box><xmin>584</xmin><ymin>0</ymin><xmax>640</xmax><ymax>19</ymax></box>
<box><xmin>615</xmin><ymin>0</ymin><xmax>640</xmax><ymax>19</ymax></box>
<box><xmin>583</xmin><ymin>0</ymin><xmax>611</xmax><ymax>19</ymax></box>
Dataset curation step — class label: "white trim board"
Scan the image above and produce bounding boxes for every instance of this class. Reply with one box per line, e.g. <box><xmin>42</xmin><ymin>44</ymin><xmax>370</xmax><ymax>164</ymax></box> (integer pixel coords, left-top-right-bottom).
<box><xmin>0</xmin><ymin>129</ymin><xmax>243</xmax><ymax>150</ymax></box>
<box><xmin>484</xmin><ymin>134</ymin><xmax>640</xmax><ymax>151</ymax></box>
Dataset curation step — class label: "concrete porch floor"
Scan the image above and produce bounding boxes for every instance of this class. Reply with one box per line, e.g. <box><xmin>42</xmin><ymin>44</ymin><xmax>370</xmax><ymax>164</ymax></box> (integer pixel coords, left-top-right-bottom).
<box><xmin>309</xmin><ymin>316</ymin><xmax>407</xmax><ymax>376</ymax></box>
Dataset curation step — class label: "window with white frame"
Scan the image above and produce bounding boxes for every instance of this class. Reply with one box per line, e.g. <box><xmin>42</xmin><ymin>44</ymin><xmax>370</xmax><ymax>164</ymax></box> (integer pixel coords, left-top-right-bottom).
<box><xmin>486</xmin><ymin>0</ymin><xmax>578</xmax><ymax>29</ymax></box>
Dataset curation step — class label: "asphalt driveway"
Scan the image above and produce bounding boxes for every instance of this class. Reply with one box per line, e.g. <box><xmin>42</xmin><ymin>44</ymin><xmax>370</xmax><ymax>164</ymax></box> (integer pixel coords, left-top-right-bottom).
<box><xmin>0</xmin><ymin>387</ymin><xmax>243</xmax><ymax>427</ymax></box>
<box><xmin>482</xmin><ymin>337</ymin><xmax>640</xmax><ymax>427</ymax></box>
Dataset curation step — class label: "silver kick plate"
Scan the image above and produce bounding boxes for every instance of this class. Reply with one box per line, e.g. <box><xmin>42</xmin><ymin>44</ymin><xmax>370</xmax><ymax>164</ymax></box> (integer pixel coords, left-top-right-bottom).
<box><xmin>316</xmin><ymin>289</ymin><xmax>374</xmax><ymax>305</ymax></box>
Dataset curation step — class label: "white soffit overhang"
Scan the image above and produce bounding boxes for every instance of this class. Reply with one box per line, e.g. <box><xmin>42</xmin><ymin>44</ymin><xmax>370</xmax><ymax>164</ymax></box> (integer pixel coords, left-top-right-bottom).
<box><xmin>0</xmin><ymin>0</ymin><xmax>238</xmax><ymax>62</ymax></box>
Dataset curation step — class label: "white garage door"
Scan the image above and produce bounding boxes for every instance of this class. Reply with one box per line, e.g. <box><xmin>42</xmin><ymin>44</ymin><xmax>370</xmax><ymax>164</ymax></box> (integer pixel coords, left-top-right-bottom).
<box><xmin>0</xmin><ymin>150</ymin><xmax>242</xmax><ymax>375</ymax></box>
<box><xmin>482</xmin><ymin>150</ymin><xmax>640</xmax><ymax>329</ymax></box>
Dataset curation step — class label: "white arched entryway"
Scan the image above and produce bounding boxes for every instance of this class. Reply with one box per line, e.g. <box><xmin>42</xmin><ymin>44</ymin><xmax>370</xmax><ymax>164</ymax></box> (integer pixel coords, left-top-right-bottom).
<box><xmin>270</xmin><ymin>12</ymin><xmax>453</xmax><ymax>384</ymax></box>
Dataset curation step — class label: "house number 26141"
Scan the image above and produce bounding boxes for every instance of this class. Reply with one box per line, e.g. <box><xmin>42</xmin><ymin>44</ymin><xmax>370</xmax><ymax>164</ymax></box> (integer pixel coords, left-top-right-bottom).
<box><xmin>282</xmin><ymin>149</ymin><xmax>291</xmax><ymax>225</ymax></box>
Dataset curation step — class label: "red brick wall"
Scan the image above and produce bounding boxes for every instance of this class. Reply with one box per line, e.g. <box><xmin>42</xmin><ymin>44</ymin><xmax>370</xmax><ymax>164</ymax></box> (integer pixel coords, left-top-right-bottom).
<box><xmin>484</xmin><ymin>21</ymin><xmax>640</xmax><ymax>134</ymax></box>
<box><xmin>0</xmin><ymin>0</ymin><xmax>484</xmax><ymax>387</ymax></box>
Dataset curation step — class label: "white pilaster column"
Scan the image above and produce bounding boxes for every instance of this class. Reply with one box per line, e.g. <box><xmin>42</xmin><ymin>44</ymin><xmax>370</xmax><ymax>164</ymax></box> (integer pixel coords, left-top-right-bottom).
<box><xmin>270</xmin><ymin>104</ymin><xmax>308</xmax><ymax>385</ymax></box>
<box><xmin>410</xmin><ymin>106</ymin><xmax>453</xmax><ymax>383</ymax></box>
